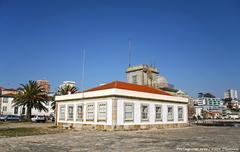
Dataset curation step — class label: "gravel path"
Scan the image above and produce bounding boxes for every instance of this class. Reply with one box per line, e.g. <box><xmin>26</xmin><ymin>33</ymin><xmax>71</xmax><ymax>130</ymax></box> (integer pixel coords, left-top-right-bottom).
<box><xmin>0</xmin><ymin>126</ymin><xmax>239</xmax><ymax>152</ymax></box>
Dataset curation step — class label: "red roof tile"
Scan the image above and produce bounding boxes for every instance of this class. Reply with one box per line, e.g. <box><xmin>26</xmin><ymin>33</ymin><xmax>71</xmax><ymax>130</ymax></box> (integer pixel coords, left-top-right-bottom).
<box><xmin>85</xmin><ymin>81</ymin><xmax>172</xmax><ymax>96</ymax></box>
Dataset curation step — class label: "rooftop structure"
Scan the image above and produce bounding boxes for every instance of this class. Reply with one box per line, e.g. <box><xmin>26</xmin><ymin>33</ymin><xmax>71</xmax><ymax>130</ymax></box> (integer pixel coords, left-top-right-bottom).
<box><xmin>126</xmin><ymin>64</ymin><xmax>176</xmax><ymax>93</ymax></box>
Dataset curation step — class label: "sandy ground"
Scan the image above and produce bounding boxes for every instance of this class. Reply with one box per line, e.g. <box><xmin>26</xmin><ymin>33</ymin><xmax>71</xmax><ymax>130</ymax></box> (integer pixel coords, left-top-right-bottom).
<box><xmin>0</xmin><ymin>123</ymin><xmax>239</xmax><ymax>152</ymax></box>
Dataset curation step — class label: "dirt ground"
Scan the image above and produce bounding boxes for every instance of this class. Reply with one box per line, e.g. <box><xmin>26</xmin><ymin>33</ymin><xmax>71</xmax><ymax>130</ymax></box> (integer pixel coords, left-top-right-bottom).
<box><xmin>0</xmin><ymin>122</ymin><xmax>239</xmax><ymax>152</ymax></box>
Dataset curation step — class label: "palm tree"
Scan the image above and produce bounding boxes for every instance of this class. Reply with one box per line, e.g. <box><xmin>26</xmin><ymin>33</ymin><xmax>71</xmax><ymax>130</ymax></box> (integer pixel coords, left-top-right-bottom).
<box><xmin>51</xmin><ymin>85</ymin><xmax>78</xmax><ymax>110</ymax></box>
<box><xmin>13</xmin><ymin>80</ymin><xmax>49</xmax><ymax>120</ymax></box>
<box><xmin>56</xmin><ymin>85</ymin><xmax>78</xmax><ymax>96</ymax></box>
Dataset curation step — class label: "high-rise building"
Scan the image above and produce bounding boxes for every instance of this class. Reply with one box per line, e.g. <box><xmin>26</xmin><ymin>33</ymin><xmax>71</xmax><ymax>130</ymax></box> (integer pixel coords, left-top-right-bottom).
<box><xmin>224</xmin><ymin>89</ymin><xmax>238</xmax><ymax>100</ymax></box>
<box><xmin>37</xmin><ymin>80</ymin><xmax>50</xmax><ymax>93</ymax></box>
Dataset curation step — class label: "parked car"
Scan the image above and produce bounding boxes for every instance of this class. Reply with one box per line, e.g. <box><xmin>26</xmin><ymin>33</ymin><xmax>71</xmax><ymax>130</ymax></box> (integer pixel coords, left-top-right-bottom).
<box><xmin>0</xmin><ymin>115</ymin><xmax>21</xmax><ymax>121</ymax></box>
<box><xmin>31</xmin><ymin>115</ymin><xmax>47</xmax><ymax>123</ymax></box>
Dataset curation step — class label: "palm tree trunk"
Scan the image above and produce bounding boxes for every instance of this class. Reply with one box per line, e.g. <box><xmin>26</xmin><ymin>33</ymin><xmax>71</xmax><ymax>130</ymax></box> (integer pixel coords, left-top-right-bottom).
<box><xmin>27</xmin><ymin>105</ymin><xmax>32</xmax><ymax>120</ymax></box>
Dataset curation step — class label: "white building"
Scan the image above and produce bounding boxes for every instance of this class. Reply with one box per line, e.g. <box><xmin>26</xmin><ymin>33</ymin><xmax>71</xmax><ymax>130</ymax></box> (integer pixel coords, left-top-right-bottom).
<box><xmin>55</xmin><ymin>81</ymin><xmax>188</xmax><ymax>130</ymax></box>
<box><xmin>224</xmin><ymin>89</ymin><xmax>238</xmax><ymax>100</ymax></box>
<box><xmin>0</xmin><ymin>87</ymin><xmax>54</xmax><ymax>117</ymax></box>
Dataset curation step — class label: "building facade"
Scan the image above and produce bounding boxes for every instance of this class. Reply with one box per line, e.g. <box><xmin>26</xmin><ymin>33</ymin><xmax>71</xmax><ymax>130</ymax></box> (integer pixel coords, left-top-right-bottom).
<box><xmin>0</xmin><ymin>87</ymin><xmax>54</xmax><ymax>117</ymax></box>
<box><xmin>224</xmin><ymin>89</ymin><xmax>238</xmax><ymax>100</ymax></box>
<box><xmin>55</xmin><ymin>81</ymin><xmax>188</xmax><ymax>130</ymax></box>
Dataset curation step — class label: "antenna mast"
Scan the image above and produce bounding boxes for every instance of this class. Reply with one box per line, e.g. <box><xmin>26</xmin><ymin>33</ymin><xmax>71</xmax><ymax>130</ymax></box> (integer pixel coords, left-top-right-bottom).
<box><xmin>128</xmin><ymin>39</ymin><xmax>132</xmax><ymax>67</ymax></box>
<box><xmin>81</xmin><ymin>48</ymin><xmax>86</xmax><ymax>92</ymax></box>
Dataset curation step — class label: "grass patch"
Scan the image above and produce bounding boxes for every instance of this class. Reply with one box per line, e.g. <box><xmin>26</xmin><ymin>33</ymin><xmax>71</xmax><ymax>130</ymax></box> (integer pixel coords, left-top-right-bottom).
<box><xmin>0</xmin><ymin>127</ymin><xmax>66</xmax><ymax>138</ymax></box>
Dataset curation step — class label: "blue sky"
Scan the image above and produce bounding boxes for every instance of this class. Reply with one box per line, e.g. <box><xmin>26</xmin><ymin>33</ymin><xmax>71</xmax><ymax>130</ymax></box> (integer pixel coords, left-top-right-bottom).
<box><xmin>0</xmin><ymin>0</ymin><xmax>239</xmax><ymax>98</ymax></box>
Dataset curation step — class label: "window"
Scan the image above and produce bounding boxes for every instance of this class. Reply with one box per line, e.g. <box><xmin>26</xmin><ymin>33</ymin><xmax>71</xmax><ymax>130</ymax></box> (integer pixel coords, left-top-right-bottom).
<box><xmin>22</xmin><ymin>107</ymin><xmax>26</xmax><ymax>114</ymax></box>
<box><xmin>132</xmin><ymin>75</ymin><xmax>137</xmax><ymax>84</ymax></box>
<box><xmin>76</xmin><ymin>104</ymin><xmax>83</xmax><ymax>121</ymax></box>
<box><xmin>68</xmin><ymin>105</ymin><xmax>74</xmax><ymax>120</ymax></box>
<box><xmin>14</xmin><ymin>107</ymin><xmax>18</xmax><ymax>114</ymax></box>
<box><xmin>3</xmin><ymin>106</ymin><xmax>7</xmax><ymax>111</ymax></box>
<box><xmin>141</xmin><ymin>104</ymin><xmax>149</xmax><ymax>121</ymax></box>
<box><xmin>86</xmin><ymin>103</ymin><xmax>94</xmax><ymax>121</ymax></box>
<box><xmin>155</xmin><ymin>105</ymin><xmax>162</xmax><ymax>121</ymax></box>
<box><xmin>3</xmin><ymin>98</ymin><xmax>8</xmax><ymax>103</ymax></box>
<box><xmin>178</xmin><ymin>106</ymin><xmax>184</xmax><ymax>121</ymax></box>
<box><xmin>98</xmin><ymin>102</ymin><xmax>107</xmax><ymax>122</ymax></box>
<box><xmin>124</xmin><ymin>103</ymin><xmax>134</xmax><ymax>121</ymax></box>
<box><xmin>167</xmin><ymin>106</ymin><xmax>174</xmax><ymax>121</ymax></box>
<box><xmin>60</xmin><ymin>105</ymin><xmax>65</xmax><ymax>120</ymax></box>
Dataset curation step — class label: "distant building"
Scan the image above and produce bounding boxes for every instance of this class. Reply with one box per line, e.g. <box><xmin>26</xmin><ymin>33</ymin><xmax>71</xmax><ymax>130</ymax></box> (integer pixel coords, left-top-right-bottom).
<box><xmin>0</xmin><ymin>86</ymin><xmax>53</xmax><ymax>116</ymax></box>
<box><xmin>37</xmin><ymin>80</ymin><xmax>50</xmax><ymax>93</ymax></box>
<box><xmin>59</xmin><ymin>81</ymin><xmax>76</xmax><ymax>89</ymax></box>
<box><xmin>224</xmin><ymin>89</ymin><xmax>238</xmax><ymax>100</ymax></box>
<box><xmin>194</xmin><ymin>93</ymin><xmax>225</xmax><ymax>118</ymax></box>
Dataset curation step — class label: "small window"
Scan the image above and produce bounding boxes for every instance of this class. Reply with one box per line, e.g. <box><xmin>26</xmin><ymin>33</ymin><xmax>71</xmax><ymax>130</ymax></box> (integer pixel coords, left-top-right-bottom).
<box><xmin>22</xmin><ymin>107</ymin><xmax>26</xmax><ymax>114</ymax></box>
<box><xmin>68</xmin><ymin>105</ymin><xmax>74</xmax><ymax>120</ymax></box>
<box><xmin>178</xmin><ymin>106</ymin><xmax>184</xmax><ymax>121</ymax></box>
<box><xmin>76</xmin><ymin>104</ymin><xmax>83</xmax><ymax>121</ymax></box>
<box><xmin>141</xmin><ymin>104</ymin><xmax>149</xmax><ymax>121</ymax></box>
<box><xmin>98</xmin><ymin>102</ymin><xmax>107</xmax><ymax>122</ymax></box>
<box><xmin>155</xmin><ymin>105</ymin><xmax>162</xmax><ymax>121</ymax></box>
<box><xmin>14</xmin><ymin>107</ymin><xmax>18</xmax><ymax>114</ymax></box>
<box><xmin>3</xmin><ymin>98</ymin><xmax>8</xmax><ymax>103</ymax></box>
<box><xmin>3</xmin><ymin>106</ymin><xmax>7</xmax><ymax>111</ymax></box>
<box><xmin>86</xmin><ymin>103</ymin><xmax>94</xmax><ymax>121</ymax></box>
<box><xmin>167</xmin><ymin>106</ymin><xmax>174</xmax><ymax>121</ymax></box>
<box><xmin>124</xmin><ymin>103</ymin><xmax>134</xmax><ymax>122</ymax></box>
<box><xmin>60</xmin><ymin>105</ymin><xmax>65</xmax><ymax>120</ymax></box>
<box><xmin>132</xmin><ymin>75</ymin><xmax>137</xmax><ymax>84</ymax></box>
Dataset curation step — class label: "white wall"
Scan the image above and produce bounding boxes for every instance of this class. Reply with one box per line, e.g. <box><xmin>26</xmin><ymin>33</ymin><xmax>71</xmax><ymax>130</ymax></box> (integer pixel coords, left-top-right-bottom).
<box><xmin>57</xmin><ymin>97</ymin><xmax>113</xmax><ymax>125</ymax></box>
<box><xmin>117</xmin><ymin>97</ymin><xmax>188</xmax><ymax>125</ymax></box>
<box><xmin>0</xmin><ymin>97</ymin><xmax>54</xmax><ymax>116</ymax></box>
<box><xmin>57</xmin><ymin>96</ymin><xmax>188</xmax><ymax>126</ymax></box>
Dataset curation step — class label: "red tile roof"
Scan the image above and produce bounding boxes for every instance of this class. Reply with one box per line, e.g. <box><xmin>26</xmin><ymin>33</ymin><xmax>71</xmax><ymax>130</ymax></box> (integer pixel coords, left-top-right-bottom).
<box><xmin>85</xmin><ymin>81</ymin><xmax>172</xmax><ymax>96</ymax></box>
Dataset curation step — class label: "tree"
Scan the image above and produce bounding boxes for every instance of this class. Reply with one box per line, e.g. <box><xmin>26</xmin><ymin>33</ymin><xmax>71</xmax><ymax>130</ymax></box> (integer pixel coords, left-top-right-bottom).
<box><xmin>56</xmin><ymin>85</ymin><xmax>78</xmax><ymax>96</ymax></box>
<box><xmin>13</xmin><ymin>80</ymin><xmax>49</xmax><ymax>120</ymax></box>
<box><xmin>51</xmin><ymin>85</ymin><xmax>78</xmax><ymax>110</ymax></box>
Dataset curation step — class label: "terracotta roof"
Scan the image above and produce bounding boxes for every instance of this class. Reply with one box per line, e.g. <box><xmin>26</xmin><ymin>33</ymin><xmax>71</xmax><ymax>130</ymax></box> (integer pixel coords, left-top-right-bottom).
<box><xmin>84</xmin><ymin>81</ymin><xmax>172</xmax><ymax>96</ymax></box>
<box><xmin>0</xmin><ymin>93</ymin><xmax>16</xmax><ymax>98</ymax></box>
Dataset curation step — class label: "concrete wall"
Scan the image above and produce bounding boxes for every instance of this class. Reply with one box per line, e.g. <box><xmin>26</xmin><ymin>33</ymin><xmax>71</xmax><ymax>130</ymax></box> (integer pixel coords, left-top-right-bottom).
<box><xmin>117</xmin><ymin>97</ymin><xmax>188</xmax><ymax>125</ymax></box>
<box><xmin>57</xmin><ymin>96</ymin><xmax>188</xmax><ymax>129</ymax></box>
<box><xmin>57</xmin><ymin>97</ymin><xmax>113</xmax><ymax>126</ymax></box>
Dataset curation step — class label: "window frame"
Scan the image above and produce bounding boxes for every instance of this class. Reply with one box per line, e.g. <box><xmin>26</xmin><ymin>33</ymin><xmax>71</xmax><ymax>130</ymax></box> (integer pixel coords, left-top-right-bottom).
<box><xmin>86</xmin><ymin>103</ymin><xmax>95</xmax><ymax>121</ymax></box>
<box><xmin>67</xmin><ymin>105</ymin><xmax>74</xmax><ymax>121</ymax></box>
<box><xmin>2</xmin><ymin>106</ymin><xmax>7</xmax><ymax>111</ymax></box>
<box><xmin>22</xmin><ymin>107</ymin><xmax>26</xmax><ymax>114</ymax></box>
<box><xmin>97</xmin><ymin>102</ymin><xmax>107</xmax><ymax>122</ymax></box>
<box><xmin>178</xmin><ymin>106</ymin><xmax>184</xmax><ymax>121</ymax></box>
<box><xmin>155</xmin><ymin>104</ymin><xmax>162</xmax><ymax>122</ymax></box>
<box><xmin>14</xmin><ymin>107</ymin><xmax>18</xmax><ymax>115</ymax></box>
<box><xmin>132</xmin><ymin>75</ymin><xmax>137</xmax><ymax>84</ymax></box>
<box><xmin>167</xmin><ymin>105</ymin><xmax>174</xmax><ymax>121</ymax></box>
<box><xmin>76</xmin><ymin>104</ymin><xmax>84</xmax><ymax>121</ymax></box>
<box><xmin>59</xmin><ymin>105</ymin><xmax>66</xmax><ymax>120</ymax></box>
<box><xmin>3</xmin><ymin>98</ymin><xmax>8</xmax><ymax>103</ymax></box>
<box><xmin>141</xmin><ymin>104</ymin><xmax>149</xmax><ymax>122</ymax></box>
<box><xmin>124</xmin><ymin>102</ymin><xmax>134</xmax><ymax>122</ymax></box>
